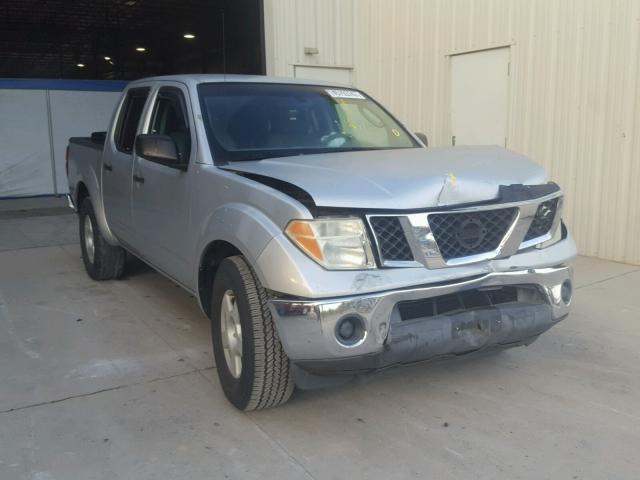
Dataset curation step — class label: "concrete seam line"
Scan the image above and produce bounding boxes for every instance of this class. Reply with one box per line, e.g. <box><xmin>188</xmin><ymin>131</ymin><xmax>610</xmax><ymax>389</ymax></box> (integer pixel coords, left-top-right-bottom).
<box><xmin>575</xmin><ymin>267</ymin><xmax>640</xmax><ymax>290</ymax></box>
<box><xmin>0</xmin><ymin>367</ymin><xmax>214</xmax><ymax>415</ymax></box>
<box><xmin>0</xmin><ymin>242</ymin><xmax>79</xmax><ymax>253</ymax></box>
<box><xmin>121</xmin><ymin>295</ymin><xmax>204</xmax><ymax>374</ymax></box>
<box><xmin>244</xmin><ymin>413</ymin><xmax>318</xmax><ymax>480</ymax></box>
<box><xmin>193</xmin><ymin>368</ymin><xmax>315</xmax><ymax>478</ymax></box>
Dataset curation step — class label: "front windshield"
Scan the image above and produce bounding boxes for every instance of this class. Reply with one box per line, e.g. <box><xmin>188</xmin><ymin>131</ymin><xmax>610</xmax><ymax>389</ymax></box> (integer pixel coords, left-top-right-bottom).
<box><xmin>197</xmin><ymin>82</ymin><xmax>419</xmax><ymax>162</ymax></box>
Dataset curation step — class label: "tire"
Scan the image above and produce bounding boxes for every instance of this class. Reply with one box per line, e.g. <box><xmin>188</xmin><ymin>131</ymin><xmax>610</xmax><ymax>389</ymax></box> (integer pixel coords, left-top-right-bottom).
<box><xmin>211</xmin><ymin>256</ymin><xmax>294</xmax><ymax>410</ymax></box>
<box><xmin>79</xmin><ymin>198</ymin><xmax>126</xmax><ymax>281</ymax></box>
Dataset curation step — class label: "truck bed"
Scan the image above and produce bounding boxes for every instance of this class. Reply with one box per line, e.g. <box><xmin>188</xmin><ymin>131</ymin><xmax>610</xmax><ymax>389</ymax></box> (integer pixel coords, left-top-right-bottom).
<box><xmin>69</xmin><ymin>135</ymin><xmax>104</xmax><ymax>151</ymax></box>
<box><xmin>66</xmin><ymin>135</ymin><xmax>105</xmax><ymax>208</ymax></box>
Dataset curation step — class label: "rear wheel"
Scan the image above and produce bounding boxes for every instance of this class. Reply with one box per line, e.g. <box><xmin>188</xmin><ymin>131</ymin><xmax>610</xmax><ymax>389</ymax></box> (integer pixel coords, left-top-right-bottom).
<box><xmin>79</xmin><ymin>198</ymin><xmax>126</xmax><ymax>280</ymax></box>
<box><xmin>211</xmin><ymin>256</ymin><xmax>294</xmax><ymax>410</ymax></box>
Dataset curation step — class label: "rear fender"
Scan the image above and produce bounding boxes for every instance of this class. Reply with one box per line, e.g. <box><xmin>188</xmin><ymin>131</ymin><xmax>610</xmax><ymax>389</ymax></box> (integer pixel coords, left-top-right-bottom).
<box><xmin>74</xmin><ymin>172</ymin><xmax>119</xmax><ymax>246</ymax></box>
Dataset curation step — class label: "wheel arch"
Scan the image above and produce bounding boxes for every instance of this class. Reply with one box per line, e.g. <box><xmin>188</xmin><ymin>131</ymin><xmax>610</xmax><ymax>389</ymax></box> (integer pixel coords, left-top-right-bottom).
<box><xmin>198</xmin><ymin>240</ymin><xmax>246</xmax><ymax>316</ymax></box>
<box><xmin>194</xmin><ymin>203</ymin><xmax>285</xmax><ymax>315</ymax></box>
<box><xmin>75</xmin><ymin>181</ymin><xmax>90</xmax><ymax>209</ymax></box>
<box><xmin>74</xmin><ymin>175</ymin><xmax>119</xmax><ymax>246</ymax></box>
<box><xmin>197</xmin><ymin>240</ymin><xmax>244</xmax><ymax>317</ymax></box>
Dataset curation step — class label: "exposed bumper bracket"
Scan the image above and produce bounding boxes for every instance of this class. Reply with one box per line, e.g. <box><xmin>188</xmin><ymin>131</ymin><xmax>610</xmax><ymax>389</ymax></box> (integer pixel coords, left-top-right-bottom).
<box><xmin>269</xmin><ymin>265</ymin><xmax>573</xmax><ymax>366</ymax></box>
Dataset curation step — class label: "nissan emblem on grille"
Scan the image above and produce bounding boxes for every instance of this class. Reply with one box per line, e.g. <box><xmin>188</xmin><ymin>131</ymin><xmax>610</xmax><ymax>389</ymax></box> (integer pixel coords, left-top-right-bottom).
<box><xmin>428</xmin><ymin>208</ymin><xmax>518</xmax><ymax>261</ymax></box>
<box><xmin>455</xmin><ymin>218</ymin><xmax>487</xmax><ymax>249</ymax></box>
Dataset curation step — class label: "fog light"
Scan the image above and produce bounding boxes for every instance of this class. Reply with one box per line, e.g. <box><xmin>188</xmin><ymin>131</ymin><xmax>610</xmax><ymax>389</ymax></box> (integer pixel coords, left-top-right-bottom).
<box><xmin>335</xmin><ymin>316</ymin><xmax>366</xmax><ymax>346</ymax></box>
<box><xmin>338</xmin><ymin>319</ymin><xmax>355</xmax><ymax>339</ymax></box>
<box><xmin>561</xmin><ymin>280</ymin><xmax>572</xmax><ymax>305</ymax></box>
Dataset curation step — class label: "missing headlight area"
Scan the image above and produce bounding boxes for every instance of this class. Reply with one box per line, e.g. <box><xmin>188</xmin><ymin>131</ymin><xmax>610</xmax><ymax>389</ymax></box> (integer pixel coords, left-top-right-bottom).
<box><xmin>396</xmin><ymin>285</ymin><xmax>545</xmax><ymax>322</ymax></box>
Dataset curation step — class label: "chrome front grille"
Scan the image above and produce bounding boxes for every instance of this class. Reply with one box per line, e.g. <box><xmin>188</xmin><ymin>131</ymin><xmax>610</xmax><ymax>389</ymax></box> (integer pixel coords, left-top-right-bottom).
<box><xmin>369</xmin><ymin>216</ymin><xmax>414</xmax><ymax>262</ymax></box>
<box><xmin>428</xmin><ymin>208</ymin><xmax>518</xmax><ymax>261</ymax></box>
<box><xmin>367</xmin><ymin>193</ymin><xmax>562</xmax><ymax>269</ymax></box>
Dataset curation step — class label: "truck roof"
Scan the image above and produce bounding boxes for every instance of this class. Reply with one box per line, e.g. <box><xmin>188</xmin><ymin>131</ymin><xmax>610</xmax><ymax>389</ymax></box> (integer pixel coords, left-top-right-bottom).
<box><xmin>127</xmin><ymin>74</ymin><xmax>349</xmax><ymax>88</ymax></box>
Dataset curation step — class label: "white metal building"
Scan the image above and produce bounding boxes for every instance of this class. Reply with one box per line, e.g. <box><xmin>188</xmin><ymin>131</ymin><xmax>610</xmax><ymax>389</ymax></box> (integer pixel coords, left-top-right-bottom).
<box><xmin>264</xmin><ymin>0</ymin><xmax>640</xmax><ymax>265</ymax></box>
<box><xmin>2</xmin><ymin>1</ymin><xmax>637</xmax><ymax>265</ymax></box>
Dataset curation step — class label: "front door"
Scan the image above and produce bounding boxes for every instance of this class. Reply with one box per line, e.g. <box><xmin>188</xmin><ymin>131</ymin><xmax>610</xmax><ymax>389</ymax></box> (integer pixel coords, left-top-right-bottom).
<box><xmin>450</xmin><ymin>47</ymin><xmax>510</xmax><ymax>146</ymax></box>
<box><xmin>131</xmin><ymin>84</ymin><xmax>194</xmax><ymax>286</ymax></box>
<box><xmin>102</xmin><ymin>87</ymin><xmax>150</xmax><ymax>241</ymax></box>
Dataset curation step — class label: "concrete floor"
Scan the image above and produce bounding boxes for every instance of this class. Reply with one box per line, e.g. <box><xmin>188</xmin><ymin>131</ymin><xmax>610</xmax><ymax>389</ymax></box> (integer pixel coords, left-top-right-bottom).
<box><xmin>1</xmin><ymin>208</ymin><xmax>639</xmax><ymax>480</ymax></box>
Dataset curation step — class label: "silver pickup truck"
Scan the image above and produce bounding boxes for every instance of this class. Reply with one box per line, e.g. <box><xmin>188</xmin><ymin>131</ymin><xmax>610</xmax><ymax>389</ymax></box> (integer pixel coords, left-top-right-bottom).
<box><xmin>66</xmin><ymin>74</ymin><xmax>576</xmax><ymax>410</ymax></box>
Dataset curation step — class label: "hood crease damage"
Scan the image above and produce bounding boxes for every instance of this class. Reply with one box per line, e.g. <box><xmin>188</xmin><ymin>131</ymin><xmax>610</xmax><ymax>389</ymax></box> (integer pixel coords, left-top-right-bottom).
<box><xmin>225</xmin><ymin>146</ymin><xmax>548</xmax><ymax>212</ymax></box>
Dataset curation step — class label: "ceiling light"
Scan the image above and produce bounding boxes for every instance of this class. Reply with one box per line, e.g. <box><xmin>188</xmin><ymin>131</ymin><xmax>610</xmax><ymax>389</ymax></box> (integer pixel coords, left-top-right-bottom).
<box><xmin>76</xmin><ymin>63</ymin><xmax>85</xmax><ymax>68</ymax></box>
<box><xmin>104</xmin><ymin>56</ymin><xmax>111</xmax><ymax>61</ymax></box>
<box><xmin>135</xmin><ymin>47</ymin><xmax>146</xmax><ymax>52</ymax></box>
<box><xmin>183</xmin><ymin>33</ymin><xmax>195</xmax><ymax>39</ymax></box>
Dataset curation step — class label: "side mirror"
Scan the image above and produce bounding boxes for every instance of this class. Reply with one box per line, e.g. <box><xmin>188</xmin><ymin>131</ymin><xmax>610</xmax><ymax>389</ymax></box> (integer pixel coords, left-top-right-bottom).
<box><xmin>415</xmin><ymin>132</ymin><xmax>429</xmax><ymax>147</ymax></box>
<box><xmin>135</xmin><ymin>134</ymin><xmax>187</xmax><ymax>171</ymax></box>
<box><xmin>91</xmin><ymin>131</ymin><xmax>106</xmax><ymax>144</ymax></box>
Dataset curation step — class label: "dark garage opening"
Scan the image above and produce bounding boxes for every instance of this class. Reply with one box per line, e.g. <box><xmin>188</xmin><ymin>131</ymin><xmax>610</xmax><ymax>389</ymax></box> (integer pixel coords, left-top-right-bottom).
<box><xmin>0</xmin><ymin>0</ymin><xmax>265</xmax><ymax>80</ymax></box>
<box><xmin>0</xmin><ymin>0</ymin><xmax>265</xmax><ymax>199</ymax></box>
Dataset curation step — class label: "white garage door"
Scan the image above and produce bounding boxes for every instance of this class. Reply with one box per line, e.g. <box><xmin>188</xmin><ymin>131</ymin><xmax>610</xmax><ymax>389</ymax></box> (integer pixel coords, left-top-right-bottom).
<box><xmin>450</xmin><ymin>47</ymin><xmax>510</xmax><ymax>146</ymax></box>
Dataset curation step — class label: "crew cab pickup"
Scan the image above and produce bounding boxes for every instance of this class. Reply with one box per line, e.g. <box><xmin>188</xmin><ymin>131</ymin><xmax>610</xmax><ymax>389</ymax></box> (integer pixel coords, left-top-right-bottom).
<box><xmin>66</xmin><ymin>74</ymin><xmax>576</xmax><ymax>410</ymax></box>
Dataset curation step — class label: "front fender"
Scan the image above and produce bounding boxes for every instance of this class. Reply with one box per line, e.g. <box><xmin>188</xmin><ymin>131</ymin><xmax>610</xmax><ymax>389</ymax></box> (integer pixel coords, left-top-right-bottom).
<box><xmin>193</xmin><ymin>202</ymin><xmax>283</xmax><ymax>290</ymax></box>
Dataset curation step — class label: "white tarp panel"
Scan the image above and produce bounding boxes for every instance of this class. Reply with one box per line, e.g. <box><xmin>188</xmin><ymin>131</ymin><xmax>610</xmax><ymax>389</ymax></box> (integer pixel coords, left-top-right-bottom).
<box><xmin>0</xmin><ymin>80</ymin><xmax>124</xmax><ymax>198</ymax></box>
<box><xmin>0</xmin><ymin>89</ymin><xmax>55</xmax><ymax>197</ymax></box>
<box><xmin>49</xmin><ymin>90</ymin><xmax>121</xmax><ymax>195</ymax></box>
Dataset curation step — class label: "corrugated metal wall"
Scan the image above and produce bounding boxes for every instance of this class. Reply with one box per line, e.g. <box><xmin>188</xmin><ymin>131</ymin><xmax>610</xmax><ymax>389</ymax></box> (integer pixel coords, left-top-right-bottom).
<box><xmin>264</xmin><ymin>0</ymin><xmax>640</xmax><ymax>265</ymax></box>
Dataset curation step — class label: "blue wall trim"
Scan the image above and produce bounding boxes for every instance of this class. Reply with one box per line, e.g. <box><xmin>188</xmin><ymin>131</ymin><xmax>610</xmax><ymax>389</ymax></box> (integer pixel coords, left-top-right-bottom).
<box><xmin>0</xmin><ymin>78</ymin><xmax>128</xmax><ymax>92</ymax></box>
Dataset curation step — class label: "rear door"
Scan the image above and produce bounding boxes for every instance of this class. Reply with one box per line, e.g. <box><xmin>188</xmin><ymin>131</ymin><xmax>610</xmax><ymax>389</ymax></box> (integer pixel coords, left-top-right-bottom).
<box><xmin>131</xmin><ymin>83</ymin><xmax>195</xmax><ymax>286</ymax></box>
<box><xmin>102</xmin><ymin>87</ymin><xmax>150</xmax><ymax>241</ymax></box>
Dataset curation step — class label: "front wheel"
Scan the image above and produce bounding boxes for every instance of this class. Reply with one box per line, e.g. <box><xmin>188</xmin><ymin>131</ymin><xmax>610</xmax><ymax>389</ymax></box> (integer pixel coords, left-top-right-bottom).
<box><xmin>211</xmin><ymin>256</ymin><xmax>294</xmax><ymax>410</ymax></box>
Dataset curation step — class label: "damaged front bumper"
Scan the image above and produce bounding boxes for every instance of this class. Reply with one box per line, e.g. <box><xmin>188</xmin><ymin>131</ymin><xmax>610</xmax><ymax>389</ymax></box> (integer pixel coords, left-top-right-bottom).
<box><xmin>269</xmin><ymin>265</ymin><xmax>572</xmax><ymax>374</ymax></box>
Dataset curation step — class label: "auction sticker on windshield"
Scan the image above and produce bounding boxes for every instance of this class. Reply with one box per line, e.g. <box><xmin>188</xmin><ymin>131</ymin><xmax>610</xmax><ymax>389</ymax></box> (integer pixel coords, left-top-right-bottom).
<box><xmin>325</xmin><ymin>89</ymin><xmax>366</xmax><ymax>100</ymax></box>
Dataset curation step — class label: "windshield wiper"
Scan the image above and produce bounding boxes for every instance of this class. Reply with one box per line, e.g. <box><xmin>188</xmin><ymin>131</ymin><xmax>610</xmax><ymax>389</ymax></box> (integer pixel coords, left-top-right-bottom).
<box><xmin>230</xmin><ymin>151</ymin><xmax>306</xmax><ymax>162</ymax></box>
<box><xmin>227</xmin><ymin>146</ymin><xmax>413</xmax><ymax>163</ymax></box>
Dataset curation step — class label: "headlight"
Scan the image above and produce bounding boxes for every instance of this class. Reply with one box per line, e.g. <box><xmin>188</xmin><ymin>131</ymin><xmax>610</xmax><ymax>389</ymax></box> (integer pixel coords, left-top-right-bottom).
<box><xmin>285</xmin><ymin>218</ymin><xmax>376</xmax><ymax>270</ymax></box>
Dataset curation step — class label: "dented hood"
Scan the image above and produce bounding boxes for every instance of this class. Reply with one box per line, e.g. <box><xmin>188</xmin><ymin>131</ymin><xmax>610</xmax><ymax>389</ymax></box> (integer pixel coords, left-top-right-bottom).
<box><xmin>224</xmin><ymin>146</ymin><xmax>546</xmax><ymax>210</ymax></box>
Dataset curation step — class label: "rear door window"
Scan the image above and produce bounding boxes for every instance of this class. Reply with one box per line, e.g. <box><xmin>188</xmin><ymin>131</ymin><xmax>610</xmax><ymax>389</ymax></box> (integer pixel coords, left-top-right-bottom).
<box><xmin>115</xmin><ymin>88</ymin><xmax>150</xmax><ymax>153</ymax></box>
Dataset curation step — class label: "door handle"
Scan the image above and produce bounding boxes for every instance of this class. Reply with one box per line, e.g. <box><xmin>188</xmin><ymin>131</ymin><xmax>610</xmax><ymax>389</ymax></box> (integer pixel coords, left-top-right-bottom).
<box><xmin>133</xmin><ymin>174</ymin><xmax>145</xmax><ymax>184</ymax></box>
<box><xmin>103</xmin><ymin>163</ymin><xmax>113</xmax><ymax>171</ymax></box>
